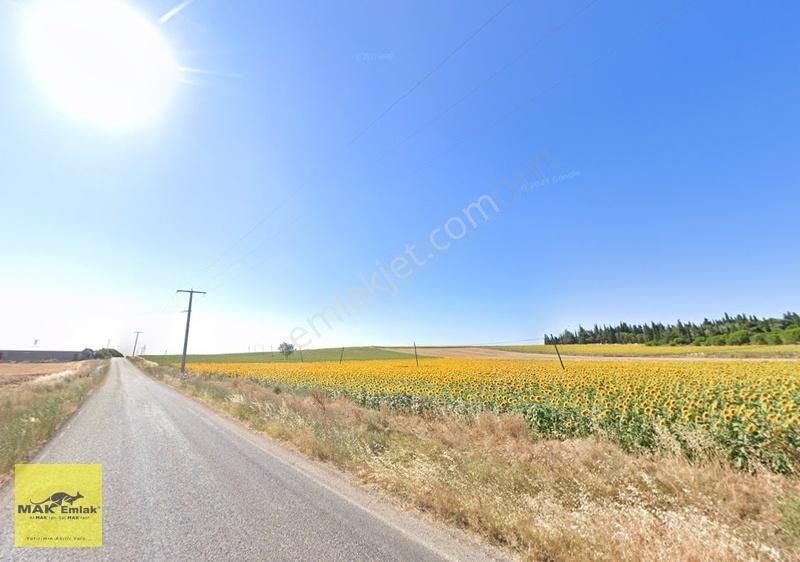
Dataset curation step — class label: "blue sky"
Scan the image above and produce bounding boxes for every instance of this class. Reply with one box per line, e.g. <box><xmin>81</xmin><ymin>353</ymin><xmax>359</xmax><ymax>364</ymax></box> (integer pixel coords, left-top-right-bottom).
<box><xmin>1</xmin><ymin>0</ymin><xmax>798</xmax><ymax>354</ymax></box>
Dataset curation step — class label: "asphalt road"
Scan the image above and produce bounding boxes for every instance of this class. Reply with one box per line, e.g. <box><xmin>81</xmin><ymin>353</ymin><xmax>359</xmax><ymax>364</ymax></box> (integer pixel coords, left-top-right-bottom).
<box><xmin>0</xmin><ymin>358</ymin><xmax>504</xmax><ymax>561</ymax></box>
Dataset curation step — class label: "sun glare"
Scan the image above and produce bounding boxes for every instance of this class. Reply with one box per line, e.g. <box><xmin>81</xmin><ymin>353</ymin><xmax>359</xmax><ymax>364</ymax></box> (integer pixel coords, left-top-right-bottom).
<box><xmin>22</xmin><ymin>0</ymin><xmax>178</xmax><ymax>129</ymax></box>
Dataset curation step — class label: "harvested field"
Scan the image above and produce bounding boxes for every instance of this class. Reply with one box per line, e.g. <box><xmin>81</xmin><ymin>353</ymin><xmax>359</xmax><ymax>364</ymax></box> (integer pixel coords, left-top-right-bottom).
<box><xmin>0</xmin><ymin>361</ymin><xmax>85</xmax><ymax>388</ymax></box>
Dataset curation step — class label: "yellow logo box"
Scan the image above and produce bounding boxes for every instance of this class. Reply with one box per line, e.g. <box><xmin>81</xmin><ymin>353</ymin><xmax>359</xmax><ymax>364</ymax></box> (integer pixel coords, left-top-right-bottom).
<box><xmin>15</xmin><ymin>464</ymin><xmax>103</xmax><ymax>548</ymax></box>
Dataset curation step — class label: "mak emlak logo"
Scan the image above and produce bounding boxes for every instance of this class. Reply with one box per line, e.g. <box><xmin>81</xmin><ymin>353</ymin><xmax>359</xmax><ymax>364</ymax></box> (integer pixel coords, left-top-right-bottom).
<box><xmin>15</xmin><ymin>464</ymin><xmax>102</xmax><ymax>548</ymax></box>
<box><xmin>19</xmin><ymin>491</ymin><xmax>94</xmax><ymax>514</ymax></box>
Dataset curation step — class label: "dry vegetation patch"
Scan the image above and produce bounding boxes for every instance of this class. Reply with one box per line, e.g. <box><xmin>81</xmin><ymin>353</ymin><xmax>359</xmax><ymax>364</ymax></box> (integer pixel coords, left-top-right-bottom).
<box><xmin>0</xmin><ymin>361</ymin><xmax>83</xmax><ymax>389</ymax></box>
<box><xmin>0</xmin><ymin>360</ymin><xmax>108</xmax><ymax>481</ymax></box>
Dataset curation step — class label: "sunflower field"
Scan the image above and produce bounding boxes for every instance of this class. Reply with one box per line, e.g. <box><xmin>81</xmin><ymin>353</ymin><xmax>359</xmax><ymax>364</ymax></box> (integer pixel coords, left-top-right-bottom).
<box><xmin>186</xmin><ymin>358</ymin><xmax>800</xmax><ymax>473</ymax></box>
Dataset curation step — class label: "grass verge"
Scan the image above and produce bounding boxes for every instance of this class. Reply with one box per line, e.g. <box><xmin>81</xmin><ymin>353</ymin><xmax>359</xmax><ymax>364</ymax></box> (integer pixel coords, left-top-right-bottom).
<box><xmin>0</xmin><ymin>361</ymin><xmax>109</xmax><ymax>481</ymax></box>
<box><xmin>135</xmin><ymin>358</ymin><xmax>800</xmax><ymax>561</ymax></box>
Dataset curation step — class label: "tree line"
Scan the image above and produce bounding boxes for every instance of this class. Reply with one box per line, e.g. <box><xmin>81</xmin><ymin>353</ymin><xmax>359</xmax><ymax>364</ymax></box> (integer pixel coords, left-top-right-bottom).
<box><xmin>93</xmin><ymin>348</ymin><xmax>124</xmax><ymax>358</ymax></box>
<box><xmin>544</xmin><ymin>312</ymin><xmax>800</xmax><ymax>346</ymax></box>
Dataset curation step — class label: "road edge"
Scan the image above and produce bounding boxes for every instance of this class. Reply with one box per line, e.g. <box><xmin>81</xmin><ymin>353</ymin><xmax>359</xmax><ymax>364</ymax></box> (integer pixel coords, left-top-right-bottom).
<box><xmin>133</xmin><ymin>359</ymin><xmax>511</xmax><ymax>562</ymax></box>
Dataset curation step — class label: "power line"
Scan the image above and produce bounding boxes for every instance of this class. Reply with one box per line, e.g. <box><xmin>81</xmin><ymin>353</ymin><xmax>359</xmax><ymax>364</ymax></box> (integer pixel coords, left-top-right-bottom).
<box><xmin>341</xmin><ymin>0</ymin><xmax>697</xmax><ymax>214</ymax></box>
<box><xmin>198</xmin><ymin>0</ymin><xmax>697</xmax><ymax>292</ymax></box>
<box><xmin>176</xmin><ymin>0</ymin><xmax>702</xmax><ymax>363</ymax></box>
<box><xmin>201</xmin><ymin>192</ymin><xmax>304</xmax><ymax>290</ymax></box>
<box><xmin>194</xmin><ymin>191</ymin><xmax>298</xmax><ymax>287</ymax></box>
<box><xmin>191</xmin><ymin>3</ymin><xmax>516</xmax><ymax>288</ymax></box>
<box><xmin>377</xmin><ymin>0</ymin><xmax>601</xmax><ymax>160</ymax></box>
<box><xmin>346</xmin><ymin>0</ymin><xmax>515</xmax><ymax>147</ymax></box>
<box><xmin>197</xmin><ymin>2</ymin><xmax>601</xmax><ymax>291</ymax></box>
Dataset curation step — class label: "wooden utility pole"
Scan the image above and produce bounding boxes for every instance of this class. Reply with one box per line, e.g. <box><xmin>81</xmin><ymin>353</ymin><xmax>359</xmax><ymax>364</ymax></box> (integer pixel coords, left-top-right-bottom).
<box><xmin>553</xmin><ymin>343</ymin><xmax>565</xmax><ymax>370</ymax></box>
<box><xmin>132</xmin><ymin>331</ymin><xmax>143</xmax><ymax>357</ymax></box>
<box><xmin>413</xmin><ymin>341</ymin><xmax>419</xmax><ymax>367</ymax></box>
<box><xmin>177</xmin><ymin>289</ymin><xmax>206</xmax><ymax>374</ymax></box>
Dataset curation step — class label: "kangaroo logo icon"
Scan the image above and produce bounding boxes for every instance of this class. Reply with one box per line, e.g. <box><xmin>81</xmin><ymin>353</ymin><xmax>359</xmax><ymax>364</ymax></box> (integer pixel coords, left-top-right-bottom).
<box><xmin>30</xmin><ymin>491</ymin><xmax>83</xmax><ymax>508</ymax></box>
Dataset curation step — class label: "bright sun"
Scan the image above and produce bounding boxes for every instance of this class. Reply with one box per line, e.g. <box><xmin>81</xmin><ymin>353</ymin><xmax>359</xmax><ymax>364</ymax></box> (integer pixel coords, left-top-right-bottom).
<box><xmin>22</xmin><ymin>0</ymin><xmax>178</xmax><ymax>129</ymax></box>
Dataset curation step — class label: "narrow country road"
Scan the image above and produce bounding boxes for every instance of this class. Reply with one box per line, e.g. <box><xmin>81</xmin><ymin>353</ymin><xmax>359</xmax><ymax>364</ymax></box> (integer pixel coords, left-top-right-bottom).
<box><xmin>0</xmin><ymin>359</ymin><xmax>504</xmax><ymax>561</ymax></box>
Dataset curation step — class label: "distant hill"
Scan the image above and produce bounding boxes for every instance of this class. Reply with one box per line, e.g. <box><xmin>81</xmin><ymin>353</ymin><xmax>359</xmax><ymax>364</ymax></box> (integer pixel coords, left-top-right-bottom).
<box><xmin>545</xmin><ymin>312</ymin><xmax>800</xmax><ymax>346</ymax></box>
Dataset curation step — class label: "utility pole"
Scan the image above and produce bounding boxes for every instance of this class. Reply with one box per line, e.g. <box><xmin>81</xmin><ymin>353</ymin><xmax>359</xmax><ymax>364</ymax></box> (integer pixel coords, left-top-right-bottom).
<box><xmin>132</xmin><ymin>331</ymin><xmax>143</xmax><ymax>357</ymax></box>
<box><xmin>177</xmin><ymin>289</ymin><xmax>206</xmax><ymax>374</ymax></box>
<box><xmin>553</xmin><ymin>343</ymin><xmax>565</xmax><ymax>370</ymax></box>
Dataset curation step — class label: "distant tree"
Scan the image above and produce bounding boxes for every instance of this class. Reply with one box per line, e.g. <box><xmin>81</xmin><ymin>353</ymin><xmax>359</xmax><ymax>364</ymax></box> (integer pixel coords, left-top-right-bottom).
<box><xmin>726</xmin><ymin>330</ymin><xmax>750</xmax><ymax>346</ymax></box>
<box><xmin>278</xmin><ymin>342</ymin><xmax>295</xmax><ymax>359</ymax></box>
<box><xmin>94</xmin><ymin>348</ymin><xmax>123</xmax><ymax>359</ymax></box>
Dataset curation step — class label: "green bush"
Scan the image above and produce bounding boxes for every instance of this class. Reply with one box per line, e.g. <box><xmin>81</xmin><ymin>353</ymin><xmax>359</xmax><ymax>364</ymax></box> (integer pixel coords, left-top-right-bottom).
<box><xmin>780</xmin><ymin>327</ymin><xmax>800</xmax><ymax>344</ymax></box>
<box><xmin>669</xmin><ymin>337</ymin><xmax>691</xmax><ymax>346</ymax></box>
<box><xmin>706</xmin><ymin>335</ymin><xmax>727</xmax><ymax>346</ymax></box>
<box><xmin>726</xmin><ymin>330</ymin><xmax>751</xmax><ymax>345</ymax></box>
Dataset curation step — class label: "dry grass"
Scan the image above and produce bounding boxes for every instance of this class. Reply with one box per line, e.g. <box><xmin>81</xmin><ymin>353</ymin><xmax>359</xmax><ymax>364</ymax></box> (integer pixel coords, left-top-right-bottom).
<box><xmin>0</xmin><ymin>361</ymin><xmax>108</xmax><ymax>480</ymax></box>
<box><xmin>0</xmin><ymin>361</ymin><xmax>86</xmax><ymax>388</ymax></box>
<box><xmin>137</xmin><ymin>359</ymin><xmax>800</xmax><ymax>561</ymax></box>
